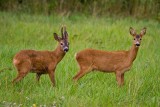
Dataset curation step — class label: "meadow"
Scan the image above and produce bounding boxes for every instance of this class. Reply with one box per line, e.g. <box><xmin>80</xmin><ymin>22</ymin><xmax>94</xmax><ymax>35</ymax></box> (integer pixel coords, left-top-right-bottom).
<box><xmin>0</xmin><ymin>11</ymin><xmax>160</xmax><ymax>107</ymax></box>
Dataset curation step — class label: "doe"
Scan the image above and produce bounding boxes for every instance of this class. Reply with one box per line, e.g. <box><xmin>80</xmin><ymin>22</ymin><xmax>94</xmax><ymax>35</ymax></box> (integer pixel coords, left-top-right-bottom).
<box><xmin>12</xmin><ymin>26</ymin><xmax>69</xmax><ymax>86</ymax></box>
<box><xmin>73</xmin><ymin>27</ymin><xmax>146</xmax><ymax>86</ymax></box>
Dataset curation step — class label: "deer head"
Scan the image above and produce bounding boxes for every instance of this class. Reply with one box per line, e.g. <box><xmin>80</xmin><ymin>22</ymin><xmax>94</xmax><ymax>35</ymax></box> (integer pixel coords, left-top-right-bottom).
<box><xmin>130</xmin><ymin>27</ymin><xmax>147</xmax><ymax>47</ymax></box>
<box><xmin>54</xmin><ymin>26</ymin><xmax>69</xmax><ymax>52</ymax></box>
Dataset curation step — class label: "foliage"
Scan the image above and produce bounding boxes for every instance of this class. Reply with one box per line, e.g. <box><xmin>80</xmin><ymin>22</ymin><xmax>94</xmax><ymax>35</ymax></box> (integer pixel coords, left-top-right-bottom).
<box><xmin>0</xmin><ymin>0</ymin><xmax>160</xmax><ymax>19</ymax></box>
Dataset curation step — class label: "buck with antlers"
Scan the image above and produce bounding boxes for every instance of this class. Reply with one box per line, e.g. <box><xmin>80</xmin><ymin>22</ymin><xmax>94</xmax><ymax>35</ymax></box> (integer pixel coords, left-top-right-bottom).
<box><xmin>12</xmin><ymin>26</ymin><xmax>69</xmax><ymax>86</ymax></box>
<box><xmin>73</xmin><ymin>27</ymin><xmax>146</xmax><ymax>86</ymax></box>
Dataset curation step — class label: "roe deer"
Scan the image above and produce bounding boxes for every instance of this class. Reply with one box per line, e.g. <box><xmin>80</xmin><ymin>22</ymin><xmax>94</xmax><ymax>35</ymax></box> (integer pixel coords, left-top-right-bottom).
<box><xmin>73</xmin><ymin>27</ymin><xmax>146</xmax><ymax>86</ymax></box>
<box><xmin>12</xmin><ymin>26</ymin><xmax>69</xmax><ymax>86</ymax></box>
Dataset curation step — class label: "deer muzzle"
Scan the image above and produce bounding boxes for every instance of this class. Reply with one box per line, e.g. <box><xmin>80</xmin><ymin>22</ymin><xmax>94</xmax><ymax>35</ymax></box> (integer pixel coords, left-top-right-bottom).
<box><xmin>64</xmin><ymin>47</ymin><xmax>69</xmax><ymax>52</ymax></box>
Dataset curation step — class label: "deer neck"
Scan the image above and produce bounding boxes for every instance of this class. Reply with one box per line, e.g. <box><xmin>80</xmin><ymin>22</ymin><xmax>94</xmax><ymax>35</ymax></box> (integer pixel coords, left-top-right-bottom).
<box><xmin>53</xmin><ymin>44</ymin><xmax>65</xmax><ymax>63</ymax></box>
<box><xmin>128</xmin><ymin>44</ymin><xmax>139</xmax><ymax>63</ymax></box>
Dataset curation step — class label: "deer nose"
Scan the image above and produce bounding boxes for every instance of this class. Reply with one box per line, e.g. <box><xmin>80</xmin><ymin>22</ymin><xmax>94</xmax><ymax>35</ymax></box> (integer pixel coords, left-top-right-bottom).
<box><xmin>136</xmin><ymin>44</ymin><xmax>140</xmax><ymax>46</ymax></box>
<box><xmin>64</xmin><ymin>47</ymin><xmax>69</xmax><ymax>52</ymax></box>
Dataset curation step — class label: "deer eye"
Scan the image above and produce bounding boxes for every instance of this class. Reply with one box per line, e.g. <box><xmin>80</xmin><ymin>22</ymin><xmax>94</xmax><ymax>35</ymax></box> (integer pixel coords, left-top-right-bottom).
<box><xmin>61</xmin><ymin>43</ymin><xmax>63</xmax><ymax>45</ymax></box>
<box><xmin>134</xmin><ymin>38</ymin><xmax>135</xmax><ymax>40</ymax></box>
<box><xmin>140</xmin><ymin>38</ymin><xmax>142</xmax><ymax>40</ymax></box>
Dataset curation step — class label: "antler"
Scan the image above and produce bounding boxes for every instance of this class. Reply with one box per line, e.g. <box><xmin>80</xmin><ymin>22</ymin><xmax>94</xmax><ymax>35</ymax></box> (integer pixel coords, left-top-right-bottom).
<box><xmin>61</xmin><ymin>25</ymin><xmax>67</xmax><ymax>38</ymax></box>
<box><xmin>63</xmin><ymin>25</ymin><xmax>66</xmax><ymax>32</ymax></box>
<box><xmin>61</xmin><ymin>26</ymin><xmax>64</xmax><ymax>37</ymax></box>
<box><xmin>61</xmin><ymin>25</ymin><xmax>68</xmax><ymax>39</ymax></box>
<box><xmin>63</xmin><ymin>26</ymin><xmax>68</xmax><ymax>40</ymax></box>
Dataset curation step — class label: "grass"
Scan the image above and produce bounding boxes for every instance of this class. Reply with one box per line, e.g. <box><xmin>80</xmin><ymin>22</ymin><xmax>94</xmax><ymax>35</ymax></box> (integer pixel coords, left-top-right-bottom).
<box><xmin>0</xmin><ymin>11</ymin><xmax>160</xmax><ymax>107</ymax></box>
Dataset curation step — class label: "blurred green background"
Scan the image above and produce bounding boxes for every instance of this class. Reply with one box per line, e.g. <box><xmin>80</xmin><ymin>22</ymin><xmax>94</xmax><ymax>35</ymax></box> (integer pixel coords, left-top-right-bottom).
<box><xmin>0</xmin><ymin>0</ymin><xmax>160</xmax><ymax>19</ymax></box>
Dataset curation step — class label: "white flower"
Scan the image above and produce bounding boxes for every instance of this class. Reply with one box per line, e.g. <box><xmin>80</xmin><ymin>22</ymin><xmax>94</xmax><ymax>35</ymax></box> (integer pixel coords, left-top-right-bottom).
<box><xmin>61</xmin><ymin>96</ymin><xmax>65</xmax><ymax>100</ymax></box>
<box><xmin>26</xmin><ymin>97</ymin><xmax>30</xmax><ymax>100</ymax></box>
<box><xmin>53</xmin><ymin>101</ymin><xmax>56</xmax><ymax>106</ymax></box>
<box><xmin>53</xmin><ymin>101</ymin><xmax>56</xmax><ymax>104</ymax></box>
<box><xmin>18</xmin><ymin>104</ymin><xmax>23</xmax><ymax>107</ymax></box>
<box><xmin>13</xmin><ymin>103</ymin><xmax>16</xmax><ymax>105</ymax></box>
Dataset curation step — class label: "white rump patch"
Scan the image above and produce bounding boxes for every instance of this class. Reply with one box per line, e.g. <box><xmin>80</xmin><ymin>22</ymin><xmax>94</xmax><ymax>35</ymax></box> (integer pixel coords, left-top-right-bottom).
<box><xmin>74</xmin><ymin>53</ymin><xmax>77</xmax><ymax>58</ymax></box>
<box><xmin>13</xmin><ymin>59</ymin><xmax>20</xmax><ymax>65</ymax></box>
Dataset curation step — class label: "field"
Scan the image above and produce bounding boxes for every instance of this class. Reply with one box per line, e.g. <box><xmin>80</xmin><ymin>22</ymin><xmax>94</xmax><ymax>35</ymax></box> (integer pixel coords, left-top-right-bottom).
<box><xmin>0</xmin><ymin>12</ymin><xmax>160</xmax><ymax>107</ymax></box>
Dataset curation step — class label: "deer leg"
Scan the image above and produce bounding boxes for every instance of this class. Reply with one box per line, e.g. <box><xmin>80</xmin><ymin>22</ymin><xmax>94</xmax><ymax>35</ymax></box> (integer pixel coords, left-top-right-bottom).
<box><xmin>48</xmin><ymin>70</ymin><xmax>55</xmax><ymax>86</ymax></box>
<box><xmin>73</xmin><ymin>67</ymin><xmax>92</xmax><ymax>81</ymax></box>
<box><xmin>121</xmin><ymin>73</ymin><xmax>124</xmax><ymax>85</ymax></box>
<box><xmin>36</xmin><ymin>73</ymin><xmax>41</xmax><ymax>82</ymax></box>
<box><xmin>12</xmin><ymin>71</ymin><xmax>28</xmax><ymax>83</ymax></box>
<box><xmin>12</xmin><ymin>62</ymin><xmax>31</xmax><ymax>84</ymax></box>
<box><xmin>115</xmin><ymin>72</ymin><xmax>124</xmax><ymax>86</ymax></box>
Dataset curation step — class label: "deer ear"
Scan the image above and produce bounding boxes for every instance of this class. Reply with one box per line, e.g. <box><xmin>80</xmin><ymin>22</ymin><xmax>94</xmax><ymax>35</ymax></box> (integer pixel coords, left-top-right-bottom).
<box><xmin>129</xmin><ymin>27</ymin><xmax>136</xmax><ymax>36</ymax></box>
<box><xmin>140</xmin><ymin>27</ymin><xmax>146</xmax><ymax>37</ymax></box>
<box><xmin>53</xmin><ymin>33</ymin><xmax>61</xmax><ymax>41</ymax></box>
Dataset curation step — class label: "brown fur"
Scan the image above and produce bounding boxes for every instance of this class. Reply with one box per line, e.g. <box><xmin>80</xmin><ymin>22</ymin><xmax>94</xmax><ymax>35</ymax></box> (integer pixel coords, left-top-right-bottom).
<box><xmin>73</xmin><ymin>27</ymin><xmax>146</xmax><ymax>86</ymax></box>
<box><xmin>12</xmin><ymin>27</ymin><xmax>69</xmax><ymax>86</ymax></box>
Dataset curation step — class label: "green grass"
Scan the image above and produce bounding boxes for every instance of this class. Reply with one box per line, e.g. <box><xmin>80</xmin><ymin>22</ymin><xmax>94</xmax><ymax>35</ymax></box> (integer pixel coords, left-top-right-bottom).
<box><xmin>0</xmin><ymin>11</ymin><xmax>160</xmax><ymax>107</ymax></box>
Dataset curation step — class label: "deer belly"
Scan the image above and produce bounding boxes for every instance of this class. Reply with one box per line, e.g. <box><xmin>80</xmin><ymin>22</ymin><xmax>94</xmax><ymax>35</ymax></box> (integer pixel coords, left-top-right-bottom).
<box><xmin>31</xmin><ymin>68</ymin><xmax>48</xmax><ymax>74</ymax></box>
<box><xmin>31</xmin><ymin>64</ymin><xmax>48</xmax><ymax>73</ymax></box>
<box><xmin>94</xmin><ymin>63</ymin><xmax>115</xmax><ymax>72</ymax></box>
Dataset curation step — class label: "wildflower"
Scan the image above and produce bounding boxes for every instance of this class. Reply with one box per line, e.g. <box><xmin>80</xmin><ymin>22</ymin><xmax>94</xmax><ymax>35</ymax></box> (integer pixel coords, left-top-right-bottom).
<box><xmin>61</xmin><ymin>96</ymin><xmax>65</xmax><ymax>100</ymax></box>
<box><xmin>33</xmin><ymin>104</ymin><xmax>36</xmax><ymax>107</ymax></box>
<box><xmin>26</xmin><ymin>97</ymin><xmax>29</xmax><ymax>100</ymax></box>
<box><xmin>53</xmin><ymin>101</ymin><xmax>56</xmax><ymax>104</ymax></box>
<box><xmin>53</xmin><ymin>101</ymin><xmax>56</xmax><ymax>107</ymax></box>
<box><xmin>18</xmin><ymin>104</ymin><xmax>23</xmax><ymax>107</ymax></box>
